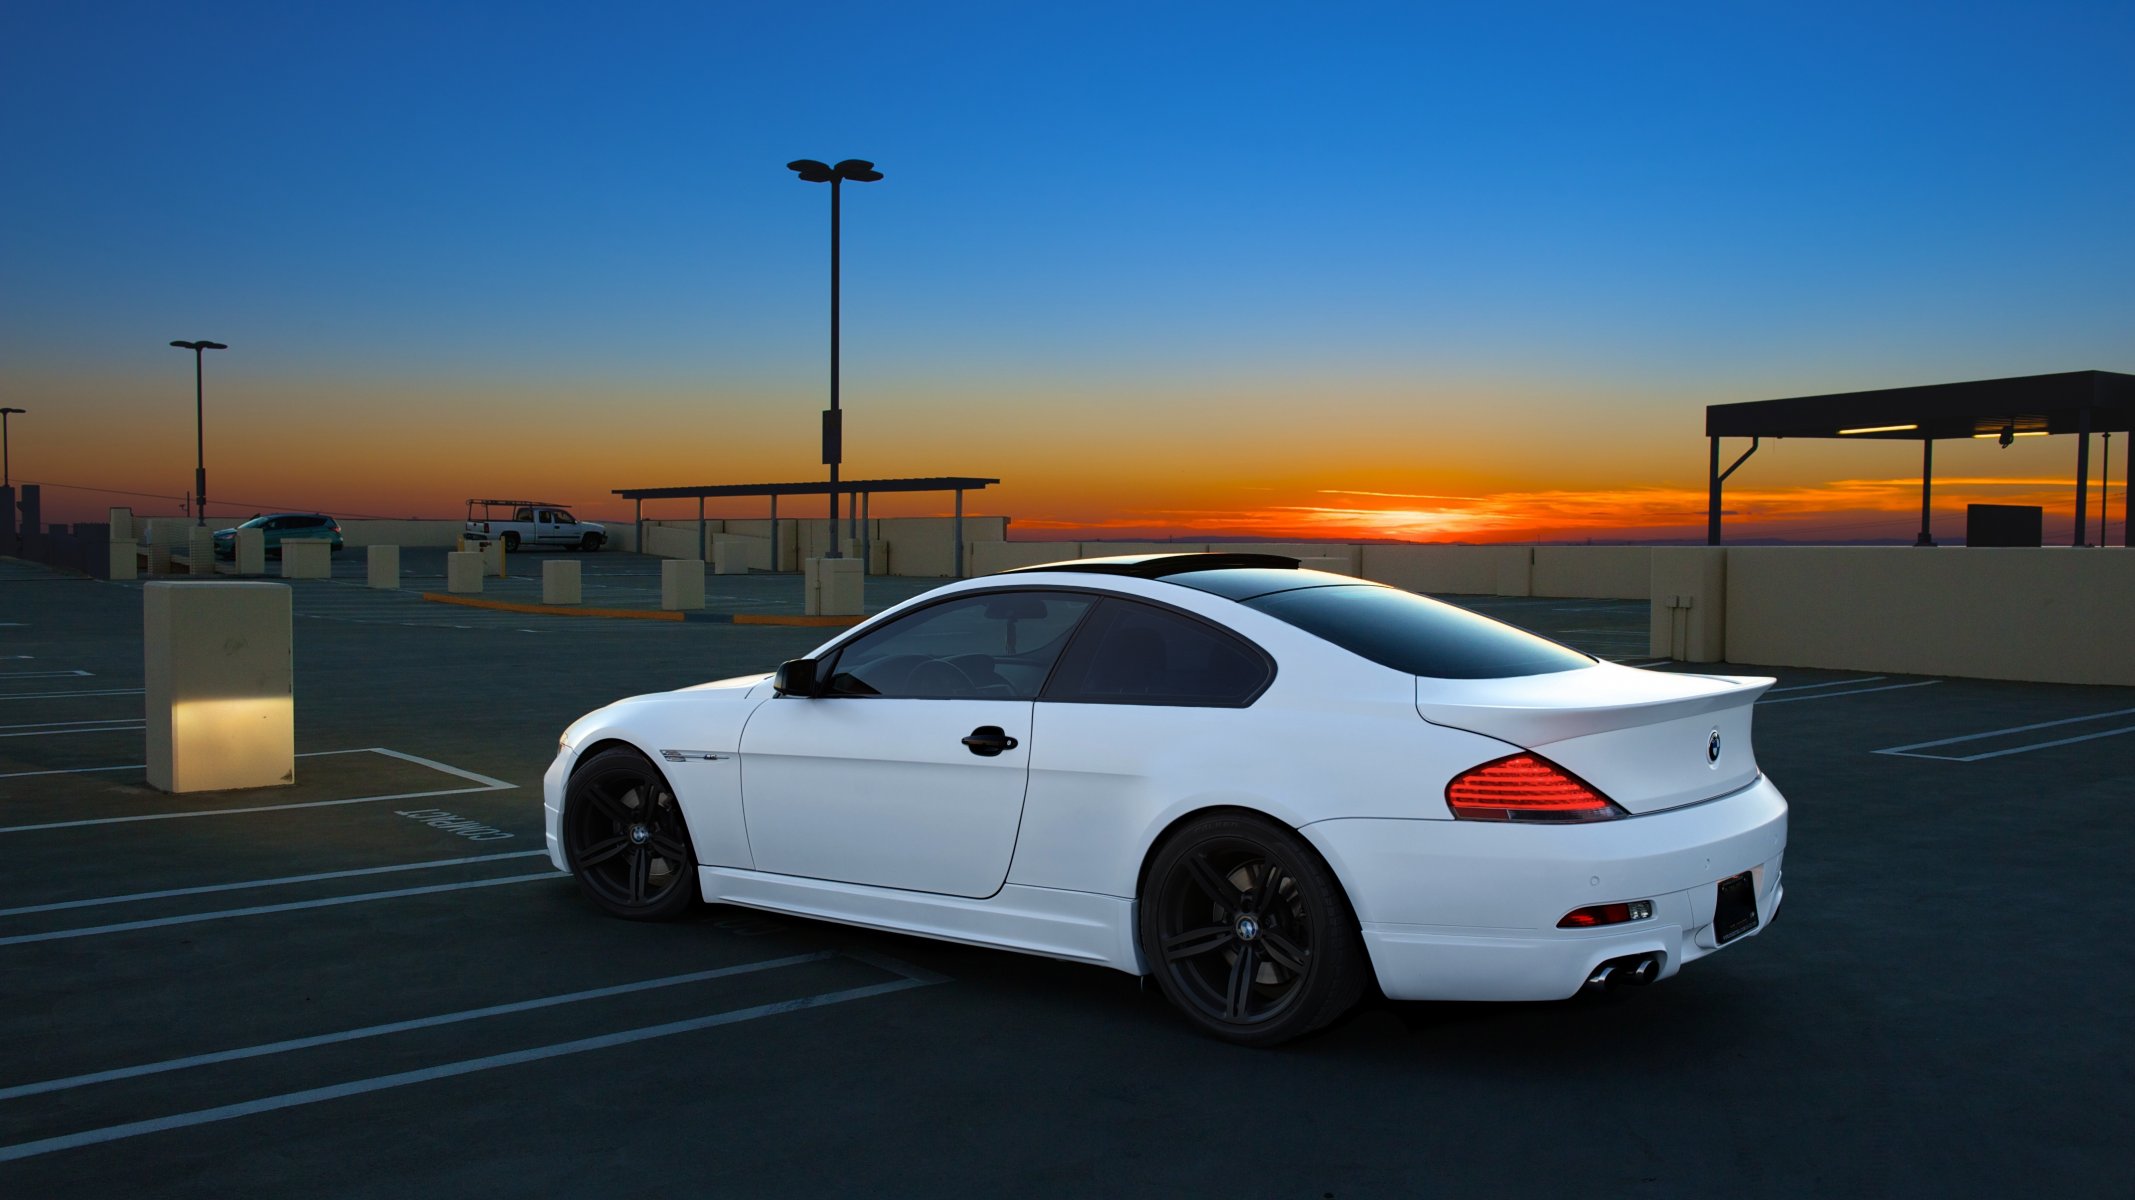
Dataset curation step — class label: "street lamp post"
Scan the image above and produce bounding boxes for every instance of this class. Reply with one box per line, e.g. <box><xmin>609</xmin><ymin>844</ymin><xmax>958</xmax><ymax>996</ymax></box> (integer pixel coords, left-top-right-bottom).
<box><xmin>786</xmin><ymin>157</ymin><xmax>883</xmax><ymax>558</ymax></box>
<box><xmin>0</xmin><ymin>406</ymin><xmax>22</xmax><ymax>488</ymax></box>
<box><xmin>169</xmin><ymin>340</ymin><xmax>228</xmax><ymax>526</ymax></box>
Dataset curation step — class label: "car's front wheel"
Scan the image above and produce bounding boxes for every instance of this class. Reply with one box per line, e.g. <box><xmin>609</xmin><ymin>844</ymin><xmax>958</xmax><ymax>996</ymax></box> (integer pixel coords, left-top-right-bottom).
<box><xmin>502</xmin><ymin>532</ymin><xmax>521</xmax><ymax>552</ymax></box>
<box><xmin>562</xmin><ymin>747</ymin><xmax>699</xmax><ymax>920</ymax></box>
<box><xmin>1139</xmin><ymin>812</ymin><xmax>1367</xmax><ymax>1045</ymax></box>
<box><xmin>579</xmin><ymin>532</ymin><xmax>602</xmax><ymax>552</ymax></box>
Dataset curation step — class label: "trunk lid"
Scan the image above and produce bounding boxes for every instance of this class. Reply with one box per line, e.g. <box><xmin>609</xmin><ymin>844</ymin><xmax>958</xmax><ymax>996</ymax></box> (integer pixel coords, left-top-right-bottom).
<box><xmin>1417</xmin><ymin>663</ymin><xmax>1773</xmax><ymax>815</ymax></box>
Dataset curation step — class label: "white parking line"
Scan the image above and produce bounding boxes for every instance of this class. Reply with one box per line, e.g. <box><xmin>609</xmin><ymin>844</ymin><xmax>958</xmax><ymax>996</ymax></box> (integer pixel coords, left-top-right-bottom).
<box><xmin>0</xmin><ymin>670</ymin><xmax>91</xmax><ymax>679</ymax></box>
<box><xmin>0</xmin><ymin>951</ymin><xmax>840</xmax><ymax>1101</ymax></box>
<box><xmin>1760</xmin><ymin>681</ymin><xmax>1941</xmax><ymax>704</ymax></box>
<box><xmin>0</xmin><ymin>871</ymin><xmax>561</xmax><ymax>946</ymax></box>
<box><xmin>0</xmin><ymin>962</ymin><xmax>940</xmax><ymax>1162</ymax></box>
<box><xmin>0</xmin><ymin>688</ymin><xmax>144</xmax><ymax>700</ymax></box>
<box><xmin>0</xmin><ymin>747</ymin><xmax>515</xmax><ymax>834</ymax></box>
<box><xmin>0</xmin><ymin>850</ymin><xmax>550</xmax><ymax>917</ymax></box>
<box><xmin>1765</xmin><ymin>676</ymin><xmax>1885</xmax><ymax>693</ymax></box>
<box><xmin>0</xmin><ymin>723</ymin><xmax>144</xmax><ymax>739</ymax></box>
<box><xmin>0</xmin><ymin>718</ymin><xmax>142</xmax><ymax>731</ymax></box>
<box><xmin>1873</xmin><ymin>707</ymin><xmax>2135</xmax><ymax>762</ymax></box>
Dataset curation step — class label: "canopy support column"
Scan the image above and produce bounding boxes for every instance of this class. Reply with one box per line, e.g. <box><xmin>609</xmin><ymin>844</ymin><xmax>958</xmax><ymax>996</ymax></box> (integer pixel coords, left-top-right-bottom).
<box><xmin>1706</xmin><ymin>436</ymin><xmax>1760</xmax><ymax>546</ymax></box>
<box><xmin>953</xmin><ymin>488</ymin><xmax>966</xmax><ymax>577</ymax></box>
<box><xmin>1915</xmin><ymin>439</ymin><xmax>1936</xmax><ymax>547</ymax></box>
<box><xmin>633</xmin><ymin>498</ymin><xmax>642</xmax><ymax>555</ymax></box>
<box><xmin>861</xmin><ymin>491</ymin><xmax>871</xmax><ymax>575</ymax></box>
<box><xmin>698</xmin><ymin>496</ymin><xmax>706</xmax><ymax>561</ymax></box>
<box><xmin>2075</xmin><ymin>407</ymin><xmax>2092</xmax><ymax>546</ymax></box>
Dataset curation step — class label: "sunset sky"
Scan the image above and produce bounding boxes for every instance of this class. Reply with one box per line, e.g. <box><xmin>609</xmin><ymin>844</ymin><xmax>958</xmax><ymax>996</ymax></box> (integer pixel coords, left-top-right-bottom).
<box><xmin>3</xmin><ymin>1</ymin><xmax>2130</xmax><ymax>543</ymax></box>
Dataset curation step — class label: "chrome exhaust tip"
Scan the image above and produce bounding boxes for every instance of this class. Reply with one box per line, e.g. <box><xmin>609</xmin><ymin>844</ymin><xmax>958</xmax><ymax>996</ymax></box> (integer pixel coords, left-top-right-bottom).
<box><xmin>1583</xmin><ymin>964</ymin><xmax>1617</xmax><ymax>992</ymax></box>
<box><xmin>1584</xmin><ymin>953</ymin><xmax>1662</xmax><ymax>992</ymax></box>
<box><xmin>1623</xmin><ymin>955</ymin><xmax>1660</xmax><ymax>986</ymax></box>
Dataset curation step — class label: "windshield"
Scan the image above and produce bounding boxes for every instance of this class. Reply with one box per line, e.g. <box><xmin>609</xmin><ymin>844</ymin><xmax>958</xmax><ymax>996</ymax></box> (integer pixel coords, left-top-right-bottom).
<box><xmin>1244</xmin><ymin>585</ymin><xmax>1594</xmax><ymax>679</ymax></box>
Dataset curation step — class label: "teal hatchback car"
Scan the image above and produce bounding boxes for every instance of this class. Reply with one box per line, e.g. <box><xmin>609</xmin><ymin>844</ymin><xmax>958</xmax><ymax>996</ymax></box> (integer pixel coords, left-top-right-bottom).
<box><xmin>213</xmin><ymin>512</ymin><xmax>345</xmax><ymax>559</ymax></box>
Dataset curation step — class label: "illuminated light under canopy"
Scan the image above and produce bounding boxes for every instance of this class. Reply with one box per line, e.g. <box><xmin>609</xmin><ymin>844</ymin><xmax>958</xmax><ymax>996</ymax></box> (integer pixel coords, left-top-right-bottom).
<box><xmin>1973</xmin><ymin>430</ymin><xmax>2050</xmax><ymax>438</ymax></box>
<box><xmin>1836</xmin><ymin>424</ymin><xmax>1918</xmax><ymax>435</ymax></box>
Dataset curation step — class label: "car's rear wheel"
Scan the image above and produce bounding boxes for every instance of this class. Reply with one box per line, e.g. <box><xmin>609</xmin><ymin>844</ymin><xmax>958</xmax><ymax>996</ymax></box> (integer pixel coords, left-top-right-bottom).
<box><xmin>563</xmin><ymin>747</ymin><xmax>698</xmax><ymax>920</ymax></box>
<box><xmin>580</xmin><ymin>532</ymin><xmax>602</xmax><ymax>552</ymax></box>
<box><xmin>502</xmin><ymin>531</ymin><xmax>521</xmax><ymax>552</ymax></box>
<box><xmin>1139</xmin><ymin>812</ymin><xmax>1366</xmax><ymax>1045</ymax></box>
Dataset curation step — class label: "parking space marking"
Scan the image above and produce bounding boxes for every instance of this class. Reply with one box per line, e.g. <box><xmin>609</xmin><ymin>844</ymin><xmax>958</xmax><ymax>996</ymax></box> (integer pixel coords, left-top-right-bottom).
<box><xmin>0</xmin><ymin>688</ymin><xmax>143</xmax><ymax>701</ymax></box>
<box><xmin>0</xmin><ymin>871</ymin><xmax>561</xmax><ymax>946</ymax></box>
<box><xmin>0</xmin><ymin>669</ymin><xmax>92</xmax><ymax>679</ymax></box>
<box><xmin>0</xmin><ymin>956</ymin><xmax>942</xmax><ymax>1163</ymax></box>
<box><xmin>0</xmin><ymin>718</ymin><xmax>142</xmax><ymax>731</ymax></box>
<box><xmin>1765</xmin><ymin>676</ymin><xmax>1885</xmax><ymax>693</ymax></box>
<box><xmin>1873</xmin><ymin>706</ymin><xmax>2135</xmax><ymax>762</ymax></box>
<box><xmin>0</xmin><ymin>850</ymin><xmax>550</xmax><ymax>917</ymax></box>
<box><xmin>0</xmin><ymin>722</ymin><xmax>145</xmax><ymax>739</ymax></box>
<box><xmin>0</xmin><ymin>951</ymin><xmax>840</xmax><ymax>1102</ymax></box>
<box><xmin>0</xmin><ymin>747</ymin><xmax>516</xmax><ymax>834</ymax></box>
<box><xmin>1760</xmin><ymin>681</ymin><xmax>1941</xmax><ymax>704</ymax></box>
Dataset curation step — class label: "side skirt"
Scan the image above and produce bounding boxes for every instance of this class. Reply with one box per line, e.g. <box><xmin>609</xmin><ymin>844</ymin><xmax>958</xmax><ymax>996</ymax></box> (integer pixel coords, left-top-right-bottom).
<box><xmin>699</xmin><ymin>866</ymin><xmax>1145</xmax><ymax>975</ymax></box>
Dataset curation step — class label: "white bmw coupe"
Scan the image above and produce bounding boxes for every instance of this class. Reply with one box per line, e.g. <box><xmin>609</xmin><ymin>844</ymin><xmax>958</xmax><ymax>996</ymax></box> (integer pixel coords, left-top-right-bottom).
<box><xmin>546</xmin><ymin>553</ymin><xmax>1787</xmax><ymax>1045</ymax></box>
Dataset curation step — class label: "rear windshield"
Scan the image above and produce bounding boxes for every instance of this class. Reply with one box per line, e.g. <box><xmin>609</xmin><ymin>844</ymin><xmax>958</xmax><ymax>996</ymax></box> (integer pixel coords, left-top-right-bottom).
<box><xmin>1244</xmin><ymin>585</ymin><xmax>1594</xmax><ymax>679</ymax></box>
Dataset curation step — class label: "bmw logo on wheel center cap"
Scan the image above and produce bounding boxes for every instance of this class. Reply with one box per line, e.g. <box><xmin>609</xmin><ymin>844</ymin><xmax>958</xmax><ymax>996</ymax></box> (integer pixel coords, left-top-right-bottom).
<box><xmin>629</xmin><ymin>824</ymin><xmax>651</xmax><ymax>844</ymax></box>
<box><xmin>1234</xmin><ymin>915</ymin><xmax>1261</xmax><ymax>941</ymax></box>
<box><xmin>1707</xmin><ymin>729</ymin><xmax>1723</xmax><ymax>766</ymax></box>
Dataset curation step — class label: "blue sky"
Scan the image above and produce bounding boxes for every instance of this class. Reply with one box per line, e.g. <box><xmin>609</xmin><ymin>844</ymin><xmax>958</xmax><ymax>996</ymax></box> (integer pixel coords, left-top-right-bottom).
<box><xmin>3</xmin><ymin>1</ymin><xmax>2129</xmax><ymax>535</ymax></box>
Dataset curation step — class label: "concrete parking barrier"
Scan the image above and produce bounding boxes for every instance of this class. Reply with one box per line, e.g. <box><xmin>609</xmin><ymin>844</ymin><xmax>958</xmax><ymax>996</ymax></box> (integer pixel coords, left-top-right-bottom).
<box><xmin>236</xmin><ymin>528</ymin><xmax>267</xmax><ymax>575</ymax></box>
<box><xmin>143</xmin><ymin>581</ymin><xmax>294</xmax><ymax>793</ymax></box>
<box><xmin>661</xmin><ymin>558</ymin><xmax>706</xmax><ymax>610</ymax></box>
<box><xmin>368</xmin><ymin>544</ymin><xmax>400</xmax><ymax>589</ymax></box>
<box><xmin>107</xmin><ymin>509</ymin><xmax>137</xmax><ymax>581</ymax></box>
<box><xmin>281</xmin><ymin>539</ymin><xmax>331</xmax><ymax>579</ymax></box>
<box><xmin>447</xmin><ymin>551</ymin><xmax>485</xmax><ymax>593</ymax></box>
<box><xmin>186</xmin><ymin>527</ymin><xmax>215</xmax><ymax>575</ymax></box>
<box><xmin>805</xmin><ymin>556</ymin><xmax>863</xmax><ymax>616</ymax></box>
<box><xmin>543</xmin><ymin>559</ymin><xmax>582</xmax><ymax>605</ymax></box>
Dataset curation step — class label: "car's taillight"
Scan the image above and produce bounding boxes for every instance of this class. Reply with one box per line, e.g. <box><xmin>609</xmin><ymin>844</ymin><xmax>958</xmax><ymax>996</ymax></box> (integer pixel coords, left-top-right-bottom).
<box><xmin>1558</xmin><ymin>900</ymin><xmax>1654</xmax><ymax>928</ymax></box>
<box><xmin>1445</xmin><ymin>752</ymin><xmax>1625</xmax><ymax>822</ymax></box>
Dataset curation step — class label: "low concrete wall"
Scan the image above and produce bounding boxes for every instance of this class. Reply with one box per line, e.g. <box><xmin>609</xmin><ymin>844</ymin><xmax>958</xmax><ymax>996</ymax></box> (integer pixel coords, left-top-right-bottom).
<box><xmin>1723</xmin><ymin>547</ymin><xmax>2134</xmax><ymax>685</ymax></box>
<box><xmin>642</xmin><ymin>523</ymin><xmax>705</xmax><ymax>560</ymax></box>
<box><xmin>1533</xmin><ymin>547</ymin><xmax>1651</xmax><ymax>599</ymax></box>
<box><xmin>339</xmin><ymin>520</ymin><xmax>464</xmax><ymax>548</ymax></box>
<box><xmin>1357</xmin><ymin>545</ymin><xmax>1504</xmax><ymax>595</ymax></box>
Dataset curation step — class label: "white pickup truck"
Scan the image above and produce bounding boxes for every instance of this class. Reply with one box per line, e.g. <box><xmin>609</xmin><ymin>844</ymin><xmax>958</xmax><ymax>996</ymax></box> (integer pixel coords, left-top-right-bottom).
<box><xmin>464</xmin><ymin>499</ymin><xmax>606</xmax><ymax>552</ymax></box>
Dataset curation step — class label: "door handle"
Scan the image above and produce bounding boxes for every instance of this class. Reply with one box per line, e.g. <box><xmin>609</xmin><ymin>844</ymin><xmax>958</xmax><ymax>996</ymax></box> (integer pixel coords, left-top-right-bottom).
<box><xmin>961</xmin><ymin>726</ymin><xmax>1019</xmax><ymax>757</ymax></box>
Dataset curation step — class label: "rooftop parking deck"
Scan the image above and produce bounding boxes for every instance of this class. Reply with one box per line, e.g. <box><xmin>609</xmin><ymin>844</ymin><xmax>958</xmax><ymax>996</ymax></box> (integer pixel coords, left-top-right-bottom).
<box><xmin>1</xmin><ymin>558</ymin><xmax>2129</xmax><ymax>1196</ymax></box>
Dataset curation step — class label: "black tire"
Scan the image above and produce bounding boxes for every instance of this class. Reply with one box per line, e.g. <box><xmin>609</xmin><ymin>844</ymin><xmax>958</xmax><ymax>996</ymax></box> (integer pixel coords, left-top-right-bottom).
<box><xmin>1139</xmin><ymin>812</ymin><xmax>1367</xmax><ymax>1046</ymax></box>
<box><xmin>501</xmin><ymin>531</ymin><xmax>521</xmax><ymax>552</ymax></box>
<box><xmin>580</xmin><ymin>532</ymin><xmax>602</xmax><ymax>552</ymax></box>
<box><xmin>562</xmin><ymin>747</ymin><xmax>699</xmax><ymax>920</ymax></box>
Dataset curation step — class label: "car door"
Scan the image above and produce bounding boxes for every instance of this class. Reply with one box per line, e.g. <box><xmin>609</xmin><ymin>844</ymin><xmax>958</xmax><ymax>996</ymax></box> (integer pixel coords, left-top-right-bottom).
<box><xmin>738</xmin><ymin>589</ymin><xmax>1096</xmax><ymax>898</ymax></box>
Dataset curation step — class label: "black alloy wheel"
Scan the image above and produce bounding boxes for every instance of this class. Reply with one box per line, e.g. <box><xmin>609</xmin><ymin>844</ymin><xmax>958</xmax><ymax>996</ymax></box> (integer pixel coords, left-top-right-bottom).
<box><xmin>1139</xmin><ymin>813</ymin><xmax>1366</xmax><ymax>1045</ymax></box>
<box><xmin>563</xmin><ymin>747</ymin><xmax>699</xmax><ymax>920</ymax></box>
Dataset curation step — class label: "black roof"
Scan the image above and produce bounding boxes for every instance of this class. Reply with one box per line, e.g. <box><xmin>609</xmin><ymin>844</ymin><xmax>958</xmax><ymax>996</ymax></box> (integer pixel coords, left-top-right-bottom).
<box><xmin>998</xmin><ymin>552</ymin><xmax>1304</xmax><ymax>578</ymax></box>
<box><xmin>1707</xmin><ymin>370</ymin><xmax>2134</xmax><ymax>440</ymax></box>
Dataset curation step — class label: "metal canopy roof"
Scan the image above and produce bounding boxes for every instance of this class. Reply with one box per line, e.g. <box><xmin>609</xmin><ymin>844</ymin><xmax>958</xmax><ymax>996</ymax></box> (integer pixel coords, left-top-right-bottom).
<box><xmin>1707</xmin><ymin>370</ymin><xmax>2135</xmax><ymax>440</ymax></box>
<box><xmin>613</xmin><ymin>476</ymin><xmax>999</xmax><ymax>501</ymax></box>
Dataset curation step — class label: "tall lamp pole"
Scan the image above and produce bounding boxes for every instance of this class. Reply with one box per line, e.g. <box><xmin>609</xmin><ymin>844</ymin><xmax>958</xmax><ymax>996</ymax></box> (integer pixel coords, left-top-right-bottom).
<box><xmin>0</xmin><ymin>407</ymin><xmax>22</xmax><ymax>488</ymax></box>
<box><xmin>169</xmin><ymin>340</ymin><xmax>227</xmax><ymax>526</ymax></box>
<box><xmin>786</xmin><ymin>157</ymin><xmax>883</xmax><ymax>558</ymax></box>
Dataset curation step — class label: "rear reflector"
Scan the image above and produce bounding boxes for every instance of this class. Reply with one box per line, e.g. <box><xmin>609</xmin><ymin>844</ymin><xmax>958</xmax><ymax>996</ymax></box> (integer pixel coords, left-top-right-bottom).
<box><xmin>1559</xmin><ymin>899</ymin><xmax>1655</xmax><ymax>928</ymax></box>
<box><xmin>1445</xmin><ymin>752</ymin><xmax>1625</xmax><ymax>822</ymax></box>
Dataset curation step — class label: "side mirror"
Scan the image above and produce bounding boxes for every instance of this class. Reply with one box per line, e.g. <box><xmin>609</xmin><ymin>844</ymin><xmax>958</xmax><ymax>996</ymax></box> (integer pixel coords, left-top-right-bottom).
<box><xmin>773</xmin><ymin>658</ymin><xmax>820</xmax><ymax>697</ymax></box>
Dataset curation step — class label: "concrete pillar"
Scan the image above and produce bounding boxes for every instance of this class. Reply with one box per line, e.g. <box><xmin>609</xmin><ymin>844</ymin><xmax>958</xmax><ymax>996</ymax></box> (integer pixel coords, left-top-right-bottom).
<box><xmin>143</xmin><ymin>581</ymin><xmax>294</xmax><ymax>793</ymax></box>
<box><xmin>712</xmin><ymin>536</ymin><xmax>746</xmax><ymax>575</ymax></box>
<box><xmin>446</xmin><ymin>551</ymin><xmax>485</xmax><ymax>593</ymax></box>
<box><xmin>481</xmin><ymin>539</ymin><xmax>506</xmax><ymax>577</ymax></box>
<box><xmin>281</xmin><ymin>540</ymin><xmax>331</xmax><ymax>579</ymax></box>
<box><xmin>662</xmin><ymin>558</ymin><xmax>705</xmax><ymax>610</ymax></box>
<box><xmin>543</xmin><ymin>559</ymin><xmax>582</xmax><ymax>605</ymax></box>
<box><xmin>1650</xmin><ymin>547</ymin><xmax>1728</xmax><ymax>662</ymax></box>
<box><xmin>148</xmin><ymin>543</ymin><xmax>173</xmax><ymax>575</ymax></box>
<box><xmin>235</xmin><ymin>528</ymin><xmax>267</xmax><ymax>575</ymax></box>
<box><xmin>107</xmin><ymin>509</ymin><xmax>138</xmax><ymax>580</ymax></box>
<box><xmin>187</xmin><ymin>527</ymin><xmax>216</xmax><ymax>575</ymax></box>
<box><xmin>108</xmin><ymin>507</ymin><xmax>135</xmax><ymax>542</ymax></box>
<box><xmin>367</xmin><ymin>545</ymin><xmax>400</xmax><ymax>589</ymax></box>
<box><xmin>807</xmin><ymin>556</ymin><xmax>863</xmax><ymax>616</ymax></box>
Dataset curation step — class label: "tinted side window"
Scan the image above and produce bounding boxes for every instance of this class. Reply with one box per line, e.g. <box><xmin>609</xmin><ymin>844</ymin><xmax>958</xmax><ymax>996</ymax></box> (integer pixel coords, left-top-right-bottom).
<box><xmin>1044</xmin><ymin>599</ymin><xmax>1271</xmax><ymax>707</ymax></box>
<box><xmin>825</xmin><ymin>591</ymin><xmax>1096</xmax><ymax>700</ymax></box>
<box><xmin>1245</xmin><ymin>585</ymin><xmax>1592</xmax><ymax>678</ymax></box>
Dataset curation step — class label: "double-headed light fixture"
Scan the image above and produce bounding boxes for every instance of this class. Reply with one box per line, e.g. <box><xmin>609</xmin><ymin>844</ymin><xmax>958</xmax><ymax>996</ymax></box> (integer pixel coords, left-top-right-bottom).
<box><xmin>786</xmin><ymin>157</ymin><xmax>883</xmax><ymax>558</ymax></box>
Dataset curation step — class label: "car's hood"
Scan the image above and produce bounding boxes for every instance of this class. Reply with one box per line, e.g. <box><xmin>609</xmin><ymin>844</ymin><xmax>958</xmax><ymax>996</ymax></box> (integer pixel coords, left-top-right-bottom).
<box><xmin>676</xmin><ymin>672</ymin><xmax>771</xmax><ymax>694</ymax></box>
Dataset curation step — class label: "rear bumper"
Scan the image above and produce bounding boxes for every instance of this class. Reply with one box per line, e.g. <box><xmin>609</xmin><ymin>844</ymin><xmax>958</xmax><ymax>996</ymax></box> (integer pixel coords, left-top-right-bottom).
<box><xmin>1300</xmin><ymin>777</ymin><xmax>1787</xmax><ymax>1002</ymax></box>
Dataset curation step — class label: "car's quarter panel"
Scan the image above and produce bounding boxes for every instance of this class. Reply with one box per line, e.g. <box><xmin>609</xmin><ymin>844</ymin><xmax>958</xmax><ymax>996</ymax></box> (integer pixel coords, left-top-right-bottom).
<box><xmin>738</xmin><ymin>696</ymin><xmax>1035</xmax><ymax>899</ymax></box>
<box><xmin>1300</xmin><ymin>776</ymin><xmax>1788</xmax><ymax>1000</ymax></box>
